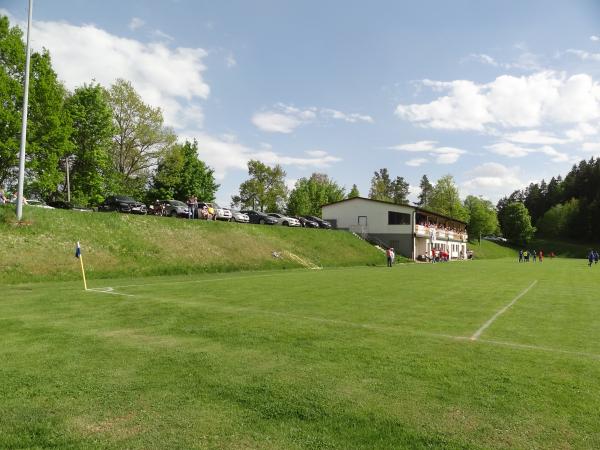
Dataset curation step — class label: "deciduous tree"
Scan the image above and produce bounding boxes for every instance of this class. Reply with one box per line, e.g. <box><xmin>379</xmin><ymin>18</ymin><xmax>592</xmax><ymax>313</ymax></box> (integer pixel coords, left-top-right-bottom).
<box><xmin>231</xmin><ymin>160</ymin><xmax>287</xmax><ymax>212</ymax></box>
<box><xmin>286</xmin><ymin>173</ymin><xmax>345</xmax><ymax>216</ymax></box>
<box><xmin>428</xmin><ymin>175</ymin><xmax>468</xmax><ymax>221</ymax></box>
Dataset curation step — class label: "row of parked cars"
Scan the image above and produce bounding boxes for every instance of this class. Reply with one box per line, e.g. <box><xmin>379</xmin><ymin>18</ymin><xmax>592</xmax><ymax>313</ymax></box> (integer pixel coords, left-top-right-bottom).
<box><xmin>29</xmin><ymin>195</ymin><xmax>333</xmax><ymax>229</ymax></box>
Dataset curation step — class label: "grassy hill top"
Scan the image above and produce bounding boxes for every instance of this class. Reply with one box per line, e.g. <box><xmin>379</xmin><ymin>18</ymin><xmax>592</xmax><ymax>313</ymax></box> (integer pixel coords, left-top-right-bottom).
<box><xmin>0</xmin><ymin>206</ymin><xmax>386</xmax><ymax>284</ymax></box>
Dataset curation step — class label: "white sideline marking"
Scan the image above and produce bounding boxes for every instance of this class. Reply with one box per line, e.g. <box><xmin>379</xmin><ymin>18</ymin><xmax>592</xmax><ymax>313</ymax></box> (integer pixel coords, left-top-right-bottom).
<box><xmin>470</xmin><ymin>280</ymin><xmax>538</xmax><ymax>341</ymax></box>
<box><xmin>92</xmin><ymin>265</ymin><xmax>373</xmax><ymax>290</ymax></box>
<box><xmin>87</xmin><ymin>287</ymin><xmax>135</xmax><ymax>297</ymax></box>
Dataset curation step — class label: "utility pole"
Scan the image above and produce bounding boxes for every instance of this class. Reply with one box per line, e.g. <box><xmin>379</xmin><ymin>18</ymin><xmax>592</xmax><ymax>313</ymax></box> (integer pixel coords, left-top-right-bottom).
<box><xmin>65</xmin><ymin>155</ymin><xmax>71</xmax><ymax>202</ymax></box>
<box><xmin>16</xmin><ymin>0</ymin><xmax>33</xmax><ymax>221</ymax></box>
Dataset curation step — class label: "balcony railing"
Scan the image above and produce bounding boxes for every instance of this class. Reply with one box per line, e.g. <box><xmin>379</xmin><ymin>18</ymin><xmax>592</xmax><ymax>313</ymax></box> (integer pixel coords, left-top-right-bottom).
<box><xmin>415</xmin><ymin>224</ymin><xmax>467</xmax><ymax>242</ymax></box>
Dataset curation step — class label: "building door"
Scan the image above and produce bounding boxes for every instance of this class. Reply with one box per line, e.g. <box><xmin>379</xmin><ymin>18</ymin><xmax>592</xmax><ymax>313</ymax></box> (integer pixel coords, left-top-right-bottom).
<box><xmin>358</xmin><ymin>216</ymin><xmax>367</xmax><ymax>226</ymax></box>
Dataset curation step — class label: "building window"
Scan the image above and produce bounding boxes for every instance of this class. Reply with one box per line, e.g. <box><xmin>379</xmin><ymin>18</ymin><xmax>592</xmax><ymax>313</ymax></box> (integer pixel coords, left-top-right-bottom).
<box><xmin>388</xmin><ymin>211</ymin><xmax>410</xmax><ymax>225</ymax></box>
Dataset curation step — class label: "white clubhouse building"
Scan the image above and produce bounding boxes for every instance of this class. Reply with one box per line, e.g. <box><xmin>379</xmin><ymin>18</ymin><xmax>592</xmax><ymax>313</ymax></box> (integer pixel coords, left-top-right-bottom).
<box><xmin>322</xmin><ymin>197</ymin><xmax>468</xmax><ymax>260</ymax></box>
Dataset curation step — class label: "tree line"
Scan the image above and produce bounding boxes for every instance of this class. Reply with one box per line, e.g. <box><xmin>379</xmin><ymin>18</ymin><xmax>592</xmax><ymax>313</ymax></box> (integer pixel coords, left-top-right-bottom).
<box><xmin>497</xmin><ymin>156</ymin><xmax>600</xmax><ymax>243</ymax></box>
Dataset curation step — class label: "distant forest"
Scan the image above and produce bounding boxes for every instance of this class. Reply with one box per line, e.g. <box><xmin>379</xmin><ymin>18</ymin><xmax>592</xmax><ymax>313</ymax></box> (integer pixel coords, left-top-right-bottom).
<box><xmin>498</xmin><ymin>157</ymin><xmax>600</xmax><ymax>242</ymax></box>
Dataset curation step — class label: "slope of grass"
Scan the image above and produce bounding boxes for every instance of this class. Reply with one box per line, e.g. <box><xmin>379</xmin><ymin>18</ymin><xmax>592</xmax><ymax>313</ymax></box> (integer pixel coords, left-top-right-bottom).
<box><xmin>0</xmin><ymin>205</ymin><xmax>386</xmax><ymax>283</ymax></box>
<box><xmin>467</xmin><ymin>239</ymin><xmax>518</xmax><ymax>259</ymax></box>
<box><xmin>2</xmin><ymin>259</ymin><xmax>600</xmax><ymax>449</ymax></box>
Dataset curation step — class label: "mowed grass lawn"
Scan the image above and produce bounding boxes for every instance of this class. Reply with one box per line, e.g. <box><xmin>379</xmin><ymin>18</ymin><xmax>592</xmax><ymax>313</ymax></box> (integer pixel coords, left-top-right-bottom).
<box><xmin>2</xmin><ymin>258</ymin><xmax>600</xmax><ymax>449</ymax></box>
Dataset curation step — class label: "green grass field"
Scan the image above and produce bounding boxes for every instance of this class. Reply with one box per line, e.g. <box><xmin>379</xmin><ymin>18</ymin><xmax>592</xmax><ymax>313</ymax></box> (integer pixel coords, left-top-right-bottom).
<box><xmin>2</xmin><ymin>257</ymin><xmax>600</xmax><ymax>449</ymax></box>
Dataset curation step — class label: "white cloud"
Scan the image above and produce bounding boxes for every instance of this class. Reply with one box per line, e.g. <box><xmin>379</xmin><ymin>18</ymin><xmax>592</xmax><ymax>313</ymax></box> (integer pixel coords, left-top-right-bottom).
<box><xmin>251</xmin><ymin>112</ymin><xmax>304</xmax><ymax>133</ymax></box>
<box><xmin>180</xmin><ymin>132</ymin><xmax>342</xmax><ymax>179</ymax></box>
<box><xmin>582</xmin><ymin>142</ymin><xmax>600</xmax><ymax>152</ymax></box>
<box><xmin>405</xmin><ymin>158</ymin><xmax>428</xmax><ymax>167</ymax></box>
<box><xmin>462</xmin><ymin>162</ymin><xmax>523</xmax><ymax>197</ymax></box>
<box><xmin>487</xmin><ymin>142</ymin><xmax>530</xmax><ymax>158</ymax></box>
<box><xmin>153</xmin><ymin>29</ymin><xmax>174</xmax><ymax>41</ymax></box>
<box><xmin>321</xmin><ymin>108</ymin><xmax>374</xmax><ymax>123</ymax></box>
<box><xmin>128</xmin><ymin>17</ymin><xmax>145</xmax><ymax>31</ymax></box>
<box><xmin>252</xmin><ymin>104</ymin><xmax>373</xmax><ymax>133</ymax></box>
<box><xmin>396</xmin><ymin>71</ymin><xmax>600</xmax><ymax>132</ymax></box>
<box><xmin>566</xmin><ymin>49</ymin><xmax>600</xmax><ymax>61</ymax></box>
<box><xmin>591</xmin><ymin>36</ymin><xmax>600</xmax><ymax>42</ymax></box>
<box><xmin>225</xmin><ymin>53</ymin><xmax>237</xmax><ymax>68</ymax></box>
<box><xmin>26</xmin><ymin>18</ymin><xmax>209</xmax><ymax>131</ymax></box>
<box><xmin>466</xmin><ymin>53</ymin><xmax>499</xmax><ymax>67</ymax></box>
<box><xmin>391</xmin><ymin>140</ymin><xmax>437</xmax><ymax>152</ymax></box>
<box><xmin>390</xmin><ymin>141</ymin><xmax>466</xmax><ymax>164</ymax></box>
<box><xmin>504</xmin><ymin>130</ymin><xmax>568</xmax><ymax>145</ymax></box>
<box><xmin>486</xmin><ymin>142</ymin><xmax>569</xmax><ymax>162</ymax></box>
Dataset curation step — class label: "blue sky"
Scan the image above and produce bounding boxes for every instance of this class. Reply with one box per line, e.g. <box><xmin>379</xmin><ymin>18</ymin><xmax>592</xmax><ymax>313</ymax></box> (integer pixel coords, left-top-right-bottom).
<box><xmin>4</xmin><ymin>0</ymin><xmax>600</xmax><ymax>205</ymax></box>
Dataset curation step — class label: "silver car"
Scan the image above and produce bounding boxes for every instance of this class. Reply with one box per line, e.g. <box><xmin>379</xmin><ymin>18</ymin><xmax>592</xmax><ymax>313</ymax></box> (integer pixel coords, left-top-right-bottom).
<box><xmin>267</xmin><ymin>213</ymin><xmax>301</xmax><ymax>227</ymax></box>
<box><xmin>231</xmin><ymin>210</ymin><xmax>250</xmax><ymax>223</ymax></box>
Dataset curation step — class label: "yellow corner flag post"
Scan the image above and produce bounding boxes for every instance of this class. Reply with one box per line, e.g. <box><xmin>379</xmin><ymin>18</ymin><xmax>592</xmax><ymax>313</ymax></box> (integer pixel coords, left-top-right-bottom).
<box><xmin>76</xmin><ymin>241</ymin><xmax>88</xmax><ymax>291</ymax></box>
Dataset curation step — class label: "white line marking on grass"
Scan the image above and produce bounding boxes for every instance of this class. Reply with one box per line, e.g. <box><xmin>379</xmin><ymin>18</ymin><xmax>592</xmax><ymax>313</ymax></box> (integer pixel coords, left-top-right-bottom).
<box><xmin>87</xmin><ymin>287</ymin><xmax>135</xmax><ymax>297</ymax></box>
<box><xmin>470</xmin><ymin>280</ymin><xmax>538</xmax><ymax>341</ymax></box>
<box><xmin>476</xmin><ymin>338</ymin><xmax>600</xmax><ymax>360</ymax></box>
<box><xmin>92</xmin><ymin>265</ymin><xmax>374</xmax><ymax>290</ymax></box>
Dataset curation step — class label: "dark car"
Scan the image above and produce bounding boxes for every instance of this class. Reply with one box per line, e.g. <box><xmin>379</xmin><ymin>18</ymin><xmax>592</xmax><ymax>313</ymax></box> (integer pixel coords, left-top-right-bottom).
<box><xmin>47</xmin><ymin>200</ymin><xmax>93</xmax><ymax>212</ymax></box>
<box><xmin>303</xmin><ymin>215</ymin><xmax>332</xmax><ymax>229</ymax></box>
<box><xmin>294</xmin><ymin>216</ymin><xmax>319</xmax><ymax>228</ymax></box>
<box><xmin>240</xmin><ymin>210</ymin><xmax>278</xmax><ymax>225</ymax></box>
<box><xmin>98</xmin><ymin>195</ymin><xmax>147</xmax><ymax>214</ymax></box>
<box><xmin>152</xmin><ymin>199</ymin><xmax>189</xmax><ymax>218</ymax></box>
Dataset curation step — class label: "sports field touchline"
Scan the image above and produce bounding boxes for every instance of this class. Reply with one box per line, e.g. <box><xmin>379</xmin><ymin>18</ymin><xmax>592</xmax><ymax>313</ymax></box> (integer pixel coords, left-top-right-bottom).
<box><xmin>470</xmin><ymin>279</ymin><xmax>538</xmax><ymax>341</ymax></box>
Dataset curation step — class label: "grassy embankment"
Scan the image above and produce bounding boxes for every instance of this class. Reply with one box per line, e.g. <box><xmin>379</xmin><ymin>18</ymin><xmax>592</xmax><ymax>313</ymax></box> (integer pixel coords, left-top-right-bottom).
<box><xmin>468</xmin><ymin>237</ymin><xmax>595</xmax><ymax>260</ymax></box>
<box><xmin>0</xmin><ymin>205</ymin><xmax>385</xmax><ymax>284</ymax></box>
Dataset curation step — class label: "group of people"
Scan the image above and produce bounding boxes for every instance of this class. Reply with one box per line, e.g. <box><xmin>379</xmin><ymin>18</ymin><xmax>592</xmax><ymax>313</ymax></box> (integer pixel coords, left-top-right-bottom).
<box><xmin>418</xmin><ymin>221</ymin><xmax>465</xmax><ymax>235</ymax></box>
<box><xmin>518</xmin><ymin>249</ymin><xmax>552</xmax><ymax>263</ymax></box>
<box><xmin>0</xmin><ymin>189</ymin><xmax>26</xmax><ymax>205</ymax></box>
<box><xmin>186</xmin><ymin>196</ymin><xmax>216</xmax><ymax>220</ymax></box>
<box><xmin>588</xmin><ymin>250</ymin><xmax>599</xmax><ymax>267</ymax></box>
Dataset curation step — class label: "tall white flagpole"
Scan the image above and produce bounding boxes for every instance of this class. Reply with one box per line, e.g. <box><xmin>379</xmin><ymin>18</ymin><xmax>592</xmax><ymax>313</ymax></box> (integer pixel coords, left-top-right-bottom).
<box><xmin>16</xmin><ymin>0</ymin><xmax>33</xmax><ymax>221</ymax></box>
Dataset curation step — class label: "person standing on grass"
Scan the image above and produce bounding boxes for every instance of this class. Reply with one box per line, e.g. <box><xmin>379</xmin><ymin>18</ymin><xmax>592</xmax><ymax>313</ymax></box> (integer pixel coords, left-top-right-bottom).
<box><xmin>594</xmin><ymin>250</ymin><xmax>599</xmax><ymax>265</ymax></box>
<box><xmin>532</xmin><ymin>250</ymin><xmax>537</xmax><ymax>263</ymax></box>
<box><xmin>519</xmin><ymin>249</ymin><xmax>523</xmax><ymax>263</ymax></box>
<box><xmin>539</xmin><ymin>250</ymin><xmax>543</xmax><ymax>262</ymax></box>
<box><xmin>588</xmin><ymin>250</ymin><xmax>594</xmax><ymax>267</ymax></box>
<box><xmin>386</xmin><ymin>247</ymin><xmax>393</xmax><ymax>267</ymax></box>
<box><xmin>523</xmin><ymin>250</ymin><xmax>529</xmax><ymax>262</ymax></box>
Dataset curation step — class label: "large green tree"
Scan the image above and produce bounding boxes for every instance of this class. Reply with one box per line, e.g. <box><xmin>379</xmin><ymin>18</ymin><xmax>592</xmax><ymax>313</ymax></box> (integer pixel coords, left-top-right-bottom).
<box><xmin>286</xmin><ymin>173</ymin><xmax>345</xmax><ymax>216</ymax></box>
<box><xmin>65</xmin><ymin>82</ymin><xmax>114</xmax><ymax>205</ymax></box>
<box><xmin>0</xmin><ymin>15</ymin><xmax>23</xmax><ymax>187</ymax></box>
<box><xmin>464</xmin><ymin>195</ymin><xmax>499</xmax><ymax>241</ymax></box>
<box><xmin>499</xmin><ymin>202</ymin><xmax>536</xmax><ymax>245</ymax></box>
<box><xmin>368</xmin><ymin>168</ymin><xmax>410</xmax><ymax>204</ymax></box>
<box><xmin>231</xmin><ymin>160</ymin><xmax>287</xmax><ymax>212</ymax></box>
<box><xmin>428</xmin><ymin>175</ymin><xmax>468</xmax><ymax>221</ymax></box>
<box><xmin>417</xmin><ymin>174</ymin><xmax>433</xmax><ymax>206</ymax></box>
<box><xmin>0</xmin><ymin>15</ymin><xmax>72</xmax><ymax>197</ymax></box>
<box><xmin>108</xmin><ymin>79</ymin><xmax>176</xmax><ymax>197</ymax></box>
<box><xmin>347</xmin><ymin>184</ymin><xmax>360</xmax><ymax>199</ymax></box>
<box><xmin>148</xmin><ymin>140</ymin><xmax>218</xmax><ymax>202</ymax></box>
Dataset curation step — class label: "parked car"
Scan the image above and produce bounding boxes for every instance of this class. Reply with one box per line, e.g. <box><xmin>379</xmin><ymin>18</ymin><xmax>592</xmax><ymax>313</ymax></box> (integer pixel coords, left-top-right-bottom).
<box><xmin>240</xmin><ymin>210</ymin><xmax>278</xmax><ymax>225</ymax></box>
<box><xmin>98</xmin><ymin>195</ymin><xmax>147</xmax><ymax>214</ymax></box>
<box><xmin>26</xmin><ymin>199</ymin><xmax>54</xmax><ymax>209</ymax></box>
<box><xmin>47</xmin><ymin>200</ymin><xmax>93</xmax><ymax>212</ymax></box>
<box><xmin>208</xmin><ymin>203</ymin><xmax>233</xmax><ymax>221</ymax></box>
<box><xmin>267</xmin><ymin>213</ymin><xmax>301</xmax><ymax>227</ymax></box>
<box><xmin>153</xmin><ymin>199</ymin><xmax>189</xmax><ymax>218</ymax></box>
<box><xmin>295</xmin><ymin>216</ymin><xmax>319</xmax><ymax>228</ymax></box>
<box><xmin>302</xmin><ymin>215</ymin><xmax>332</xmax><ymax>229</ymax></box>
<box><xmin>231</xmin><ymin>210</ymin><xmax>250</xmax><ymax>223</ymax></box>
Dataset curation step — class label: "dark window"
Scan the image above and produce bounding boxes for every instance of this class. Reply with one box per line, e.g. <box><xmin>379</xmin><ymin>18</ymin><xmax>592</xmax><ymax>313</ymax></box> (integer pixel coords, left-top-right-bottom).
<box><xmin>388</xmin><ymin>211</ymin><xmax>411</xmax><ymax>225</ymax></box>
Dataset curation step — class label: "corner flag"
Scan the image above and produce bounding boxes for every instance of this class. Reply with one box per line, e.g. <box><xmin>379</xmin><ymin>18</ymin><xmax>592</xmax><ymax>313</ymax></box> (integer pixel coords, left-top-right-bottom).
<box><xmin>75</xmin><ymin>241</ymin><xmax>87</xmax><ymax>290</ymax></box>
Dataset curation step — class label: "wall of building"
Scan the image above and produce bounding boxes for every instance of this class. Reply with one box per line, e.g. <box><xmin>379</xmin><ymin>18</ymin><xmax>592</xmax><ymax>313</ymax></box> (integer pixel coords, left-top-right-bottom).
<box><xmin>322</xmin><ymin>198</ymin><xmax>414</xmax><ymax>235</ymax></box>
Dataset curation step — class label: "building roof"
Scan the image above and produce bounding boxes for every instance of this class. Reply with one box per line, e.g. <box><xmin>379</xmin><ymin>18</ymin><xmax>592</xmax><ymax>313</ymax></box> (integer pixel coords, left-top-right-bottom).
<box><xmin>321</xmin><ymin>196</ymin><xmax>467</xmax><ymax>225</ymax></box>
